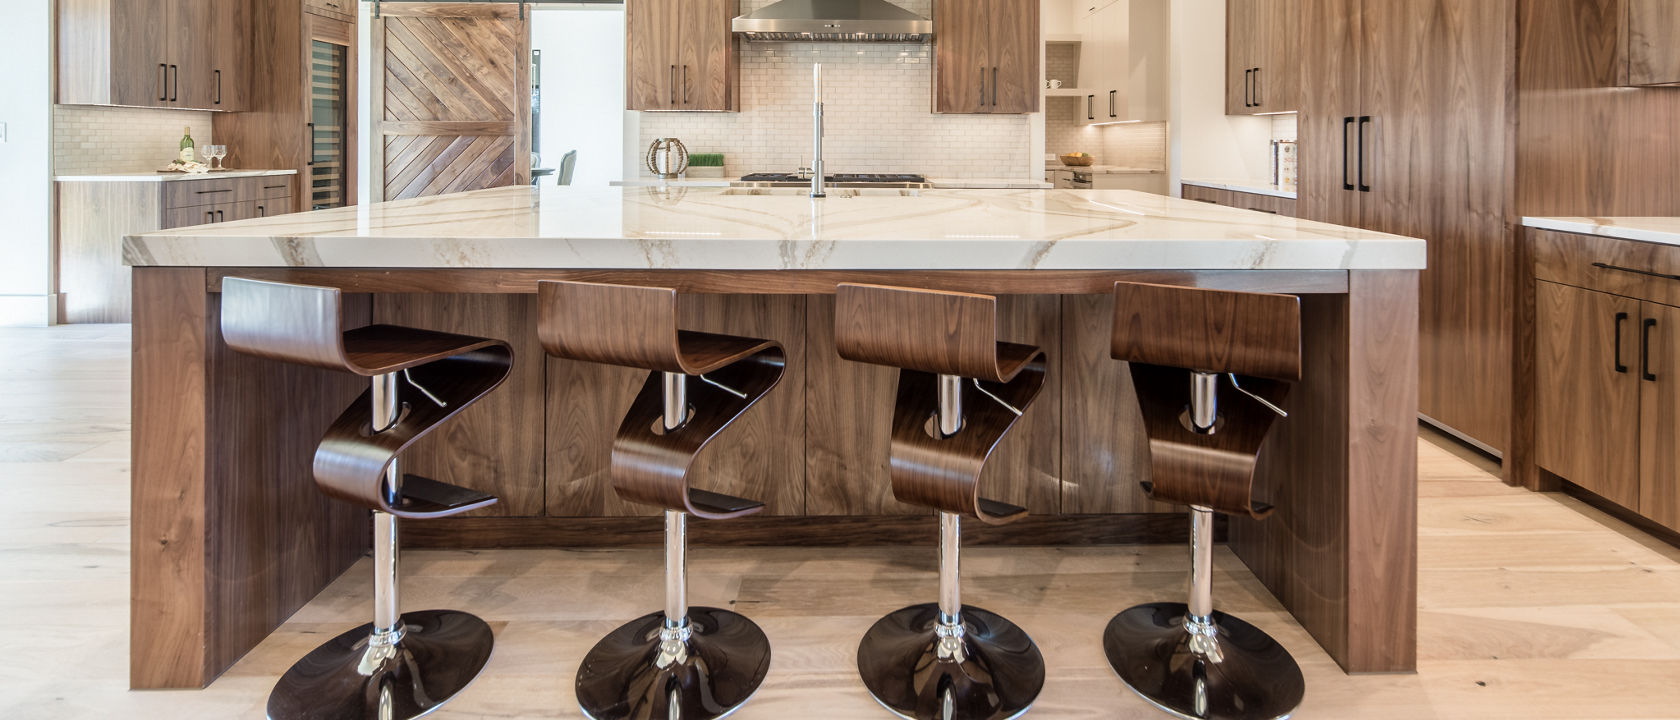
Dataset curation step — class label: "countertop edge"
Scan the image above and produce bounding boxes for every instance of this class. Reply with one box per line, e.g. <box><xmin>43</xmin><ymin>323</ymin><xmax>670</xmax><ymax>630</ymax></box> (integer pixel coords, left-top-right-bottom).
<box><xmin>56</xmin><ymin>169</ymin><xmax>300</xmax><ymax>183</ymax></box>
<box><xmin>1181</xmin><ymin>178</ymin><xmax>1299</xmax><ymax>200</ymax></box>
<box><xmin>1521</xmin><ymin>216</ymin><xmax>1680</xmax><ymax>248</ymax></box>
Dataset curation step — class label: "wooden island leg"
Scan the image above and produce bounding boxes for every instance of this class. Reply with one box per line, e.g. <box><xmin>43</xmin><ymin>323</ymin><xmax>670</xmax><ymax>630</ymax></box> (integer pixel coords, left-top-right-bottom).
<box><xmin>131</xmin><ymin>268</ymin><xmax>367</xmax><ymax>688</ymax></box>
<box><xmin>1230</xmin><ymin>270</ymin><xmax>1419</xmax><ymax>673</ymax></box>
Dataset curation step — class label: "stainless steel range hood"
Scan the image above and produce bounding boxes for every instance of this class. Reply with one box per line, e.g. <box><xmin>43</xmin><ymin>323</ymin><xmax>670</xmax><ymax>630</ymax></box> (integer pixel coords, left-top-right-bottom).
<box><xmin>732</xmin><ymin>0</ymin><xmax>933</xmax><ymax>42</ymax></box>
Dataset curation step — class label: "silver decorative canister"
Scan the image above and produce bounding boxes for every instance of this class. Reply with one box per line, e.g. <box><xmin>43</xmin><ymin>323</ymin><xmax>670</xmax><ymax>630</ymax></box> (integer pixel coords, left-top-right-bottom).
<box><xmin>646</xmin><ymin>138</ymin><xmax>689</xmax><ymax>179</ymax></box>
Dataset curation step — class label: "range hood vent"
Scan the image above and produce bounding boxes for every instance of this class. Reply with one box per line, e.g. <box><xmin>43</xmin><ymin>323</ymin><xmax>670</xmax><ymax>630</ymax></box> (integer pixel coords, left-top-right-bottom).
<box><xmin>732</xmin><ymin>0</ymin><xmax>933</xmax><ymax>42</ymax></box>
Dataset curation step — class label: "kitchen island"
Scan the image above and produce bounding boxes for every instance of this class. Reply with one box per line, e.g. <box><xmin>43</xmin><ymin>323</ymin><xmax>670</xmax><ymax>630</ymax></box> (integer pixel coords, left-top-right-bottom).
<box><xmin>124</xmin><ymin>186</ymin><xmax>1424</xmax><ymax>687</ymax></box>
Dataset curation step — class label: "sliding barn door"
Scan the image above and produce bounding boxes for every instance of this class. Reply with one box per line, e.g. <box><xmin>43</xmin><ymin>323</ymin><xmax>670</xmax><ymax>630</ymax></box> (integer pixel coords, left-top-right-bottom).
<box><xmin>372</xmin><ymin>2</ymin><xmax>530</xmax><ymax>201</ymax></box>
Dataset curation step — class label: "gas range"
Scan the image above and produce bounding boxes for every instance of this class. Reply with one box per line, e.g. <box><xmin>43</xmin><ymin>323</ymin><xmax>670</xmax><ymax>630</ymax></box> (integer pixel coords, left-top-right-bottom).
<box><xmin>737</xmin><ymin>172</ymin><xmax>931</xmax><ymax>189</ymax></box>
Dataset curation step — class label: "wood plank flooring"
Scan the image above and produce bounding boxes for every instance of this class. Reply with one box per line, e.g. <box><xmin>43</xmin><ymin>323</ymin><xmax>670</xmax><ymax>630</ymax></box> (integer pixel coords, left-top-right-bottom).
<box><xmin>4</xmin><ymin>325</ymin><xmax>1680</xmax><ymax>718</ymax></box>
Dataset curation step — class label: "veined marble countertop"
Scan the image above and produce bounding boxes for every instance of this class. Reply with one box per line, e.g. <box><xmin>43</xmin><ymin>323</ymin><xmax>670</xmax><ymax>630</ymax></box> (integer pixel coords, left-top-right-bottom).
<box><xmin>1182</xmin><ymin>177</ymin><xmax>1298</xmax><ymax>200</ymax></box>
<box><xmin>1046</xmin><ymin>164</ymin><xmax>1165</xmax><ymax>175</ymax></box>
<box><xmin>1523</xmin><ymin>217</ymin><xmax>1680</xmax><ymax>248</ymax></box>
<box><xmin>124</xmin><ymin>185</ymin><xmax>1425</xmax><ymax>271</ymax></box>
<box><xmin>56</xmin><ymin>169</ymin><xmax>299</xmax><ymax>183</ymax></box>
<box><xmin>611</xmin><ymin>178</ymin><xmax>1052</xmax><ymax>189</ymax></box>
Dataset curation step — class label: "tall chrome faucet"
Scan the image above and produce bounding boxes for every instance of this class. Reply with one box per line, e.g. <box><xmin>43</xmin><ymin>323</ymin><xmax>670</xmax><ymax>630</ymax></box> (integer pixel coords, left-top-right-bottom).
<box><xmin>811</xmin><ymin>63</ymin><xmax>826</xmax><ymax>198</ymax></box>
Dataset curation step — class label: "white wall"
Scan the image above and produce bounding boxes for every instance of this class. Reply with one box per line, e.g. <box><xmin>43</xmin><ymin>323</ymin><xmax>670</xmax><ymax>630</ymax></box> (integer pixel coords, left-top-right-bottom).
<box><xmin>1167</xmin><ymin>0</ymin><xmax>1273</xmax><ymax>194</ymax></box>
<box><xmin>0</xmin><ymin>2</ymin><xmax>55</xmax><ymax>325</ymax></box>
<box><xmin>532</xmin><ymin>6</ymin><xmax>627</xmax><ymax>187</ymax></box>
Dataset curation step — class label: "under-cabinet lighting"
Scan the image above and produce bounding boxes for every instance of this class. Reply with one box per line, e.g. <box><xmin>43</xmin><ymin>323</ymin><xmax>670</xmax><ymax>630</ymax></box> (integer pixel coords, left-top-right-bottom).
<box><xmin>1255</xmin><ymin>111</ymin><xmax>1297</xmax><ymax>116</ymax></box>
<box><xmin>1089</xmin><ymin>120</ymin><xmax>1142</xmax><ymax>126</ymax></box>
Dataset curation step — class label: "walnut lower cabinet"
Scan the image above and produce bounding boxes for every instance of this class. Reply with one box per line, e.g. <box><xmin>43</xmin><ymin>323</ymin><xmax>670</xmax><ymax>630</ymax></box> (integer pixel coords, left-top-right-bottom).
<box><xmin>1181</xmin><ymin>183</ymin><xmax>1296</xmax><ymax>216</ymax></box>
<box><xmin>56</xmin><ymin>174</ymin><xmax>295</xmax><ymax>324</ymax></box>
<box><xmin>1533</xmin><ymin>228</ymin><xmax>1680</xmax><ymax>532</ymax></box>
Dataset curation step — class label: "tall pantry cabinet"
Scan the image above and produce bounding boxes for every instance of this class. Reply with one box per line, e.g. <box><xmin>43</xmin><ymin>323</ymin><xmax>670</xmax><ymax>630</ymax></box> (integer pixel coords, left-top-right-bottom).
<box><xmin>1296</xmin><ymin>0</ymin><xmax>1517</xmax><ymax>452</ymax></box>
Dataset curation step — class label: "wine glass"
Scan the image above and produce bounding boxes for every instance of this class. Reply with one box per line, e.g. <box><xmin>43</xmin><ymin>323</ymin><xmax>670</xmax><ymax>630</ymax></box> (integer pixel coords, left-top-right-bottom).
<box><xmin>206</xmin><ymin>145</ymin><xmax>227</xmax><ymax>170</ymax></box>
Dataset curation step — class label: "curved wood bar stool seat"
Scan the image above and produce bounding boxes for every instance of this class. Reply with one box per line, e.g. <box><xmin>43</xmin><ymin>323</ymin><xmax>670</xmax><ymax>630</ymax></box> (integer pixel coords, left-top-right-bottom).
<box><xmin>1103</xmin><ymin>281</ymin><xmax>1305</xmax><ymax>720</ymax></box>
<box><xmin>220</xmin><ymin>276</ymin><xmax>511</xmax><ymax>720</ymax></box>
<box><xmin>538</xmin><ymin>280</ymin><xmax>783</xmax><ymax>720</ymax></box>
<box><xmin>834</xmin><ymin>283</ymin><xmax>1048</xmax><ymax>720</ymax></box>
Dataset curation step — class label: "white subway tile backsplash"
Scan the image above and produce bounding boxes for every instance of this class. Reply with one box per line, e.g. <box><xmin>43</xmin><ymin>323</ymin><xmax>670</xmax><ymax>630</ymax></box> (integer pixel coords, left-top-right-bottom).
<box><xmin>638</xmin><ymin>0</ymin><xmax>1030</xmax><ymax>180</ymax></box>
<box><xmin>53</xmin><ymin>105</ymin><xmax>214</xmax><ymax>176</ymax></box>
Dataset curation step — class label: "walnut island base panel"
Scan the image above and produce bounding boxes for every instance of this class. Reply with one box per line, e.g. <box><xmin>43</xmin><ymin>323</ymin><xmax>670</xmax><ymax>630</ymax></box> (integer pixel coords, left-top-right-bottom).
<box><xmin>124</xmin><ymin>186</ymin><xmax>1424</xmax><ymax>689</ymax></box>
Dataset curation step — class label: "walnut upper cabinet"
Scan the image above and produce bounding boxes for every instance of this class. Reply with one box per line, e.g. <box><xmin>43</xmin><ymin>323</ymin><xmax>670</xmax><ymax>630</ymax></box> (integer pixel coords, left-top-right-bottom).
<box><xmin>626</xmin><ymin>0</ymin><xmax>740</xmax><ymax>111</ymax></box>
<box><xmin>934</xmin><ymin>0</ymin><xmax>1041</xmax><ymax>114</ymax></box>
<box><xmin>58</xmin><ymin>0</ymin><xmax>247</xmax><ymax>111</ymax></box>
<box><xmin>1622</xmin><ymin>0</ymin><xmax>1680</xmax><ymax>86</ymax></box>
<box><xmin>1225</xmin><ymin>0</ymin><xmax>1297</xmax><ymax>115</ymax></box>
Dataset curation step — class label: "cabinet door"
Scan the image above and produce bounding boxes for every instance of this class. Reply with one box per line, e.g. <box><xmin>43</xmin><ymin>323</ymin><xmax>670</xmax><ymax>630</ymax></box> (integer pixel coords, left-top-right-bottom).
<box><xmin>989</xmin><ymin>0</ymin><xmax>1041</xmax><ymax>114</ymax></box>
<box><xmin>625</xmin><ymin>0</ymin><xmax>679</xmax><ymax>110</ymax></box>
<box><xmin>1253</xmin><ymin>0</ymin><xmax>1298</xmax><ymax>112</ymax></box>
<box><xmin>110</xmin><ymin>0</ymin><xmax>175</xmax><ymax>107</ymax></box>
<box><xmin>204</xmin><ymin>0</ymin><xmax>247</xmax><ymax>110</ymax></box>
<box><xmin>171</xmin><ymin>0</ymin><xmax>217</xmax><ymax>109</ymax></box>
<box><xmin>934</xmin><ymin>0</ymin><xmax>991</xmax><ymax>112</ymax></box>
<box><xmin>1626</xmin><ymin>0</ymin><xmax>1680</xmax><ymax>87</ymax></box>
<box><xmin>1641</xmin><ymin>301</ymin><xmax>1680</xmax><ymax>530</ymax></box>
<box><xmin>1362</xmin><ymin>0</ymin><xmax>1514</xmax><ymax>452</ymax></box>
<box><xmin>1294</xmin><ymin>0</ymin><xmax>1360</xmax><ymax>225</ymax></box>
<box><xmin>1535</xmin><ymin>281</ymin><xmax>1641</xmax><ymax>510</ymax></box>
<box><xmin>676</xmin><ymin>0</ymin><xmax>735</xmax><ymax>110</ymax></box>
<box><xmin>163</xmin><ymin>205</ymin><xmax>220</xmax><ymax>230</ymax></box>
<box><xmin>1226</xmin><ymin>0</ymin><xmax>1257</xmax><ymax>114</ymax></box>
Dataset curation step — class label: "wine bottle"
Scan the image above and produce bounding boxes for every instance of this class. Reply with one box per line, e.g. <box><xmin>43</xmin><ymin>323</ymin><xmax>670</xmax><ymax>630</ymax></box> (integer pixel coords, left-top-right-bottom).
<box><xmin>179</xmin><ymin>127</ymin><xmax>196</xmax><ymax>163</ymax></box>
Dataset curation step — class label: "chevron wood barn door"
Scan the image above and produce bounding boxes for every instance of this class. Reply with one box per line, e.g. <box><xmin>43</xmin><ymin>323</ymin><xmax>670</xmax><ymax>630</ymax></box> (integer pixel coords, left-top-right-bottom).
<box><xmin>372</xmin><ymin>2</ymin><xmax>531</xmax><ymax>201</ymax></box>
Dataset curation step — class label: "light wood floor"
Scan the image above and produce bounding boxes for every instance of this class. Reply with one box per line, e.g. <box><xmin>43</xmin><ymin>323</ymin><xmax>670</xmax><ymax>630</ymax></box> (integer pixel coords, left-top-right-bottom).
<box><xmin>5</xmin><ymin>324</ymin><xmax>1680</xmax><ymax>719</ymax></box>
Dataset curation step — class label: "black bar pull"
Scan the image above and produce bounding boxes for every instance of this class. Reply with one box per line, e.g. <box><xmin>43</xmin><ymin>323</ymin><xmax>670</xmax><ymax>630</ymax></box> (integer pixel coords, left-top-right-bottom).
<box><xmin>1643</xmin><ymin>318</ymin><xmax>1658</xmax><ymax>382</ymax></box>
<box><xmin>1592</xmin><ymin>262</ymin><xmax>1680</xmax><ymax>283</ymax></box>
<box><xmin>1342</xmin><ymin>117</ymin><xmax>1355</xmax><ymax>191</ymax></box>
<box><xmin>215</xmin><ymin>69</ymin><xmax>222</xmax><ymax>105</ymax></box>
<box><xmin>1245</xmin><ymin>69</ymin><xmax>1253</xmax><ymax>107</ymax></box>
<box><xmin>216</xmin><ymin>210</ymin><xmax>225</xmax><ymax>222</ymax></box>
<box><xmin>992</xmin><ymin>66</ymin><xmax>999</xmax><ymax>107</ymax></box>
<box><xmin>205</xmin><ymin>211</ymin><xmax>213</xmax><ymax>224</ymax></box>
<box><xmin>682</xmin><ymin>65</ymin><xmax>689</xmax><ymax>104</ymax></box>
<box><xmin>1109</xmin><ymin>89</ymin><xmax>1117</xmax><ymax>118</ymax></box>
<box><xmin>979</xmin><ymin>66</ymin><xmax>986</xmax><ymax>107</ymax></box>
<box><xmin>194</xmin><ymin>188</ymin><xmax>232</xmax><ymax>195</ymax></box>
<box><xmin>1615</xmin><ymin>312</ymin><xmax>1630</xmax><ymax>374</ymax></box>
<box><xmin>159</xmin><ymin>64</ymin><xmax>168</xmax><ymax>101</ymax></box>
<box><xmin>306</xmin><ymin>123</ymin><xmax>315</xmax><ymax>166</ymax></box>
<box><xmin>1088</xmin><ymin>94</ymin><xmax>1095</xmax><ymax>120</ymax></box>
<box><xmin>257</xmin><ymin>205</ymin><xmax>265</xmax><ymax>217</ymax></box>
<box><xmin>669</xmin><ymin>65</ymin><xmax>676</xmax><ymax>105</ymax></box>
<box><xmin>1357</xmin><ymin>116</ymin><xmax>1372</xmax><ymax>192</ymax></box>
<box><xmin>170</xmin><ymin>65</ymin><xmax>178</xmax><ymax>102</ymax></box>
<box><xmin>1253</xmin><ymin>67</ymin><xmax>1262</xmax><ymax>107</ymax></box>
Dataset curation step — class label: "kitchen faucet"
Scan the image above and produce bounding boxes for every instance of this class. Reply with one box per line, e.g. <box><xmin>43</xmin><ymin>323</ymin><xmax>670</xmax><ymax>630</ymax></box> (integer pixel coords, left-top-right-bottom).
<box><xmin>811</xmin><ymin>63</ymin><xmax>825</xmax><ymax>198</ymax></box>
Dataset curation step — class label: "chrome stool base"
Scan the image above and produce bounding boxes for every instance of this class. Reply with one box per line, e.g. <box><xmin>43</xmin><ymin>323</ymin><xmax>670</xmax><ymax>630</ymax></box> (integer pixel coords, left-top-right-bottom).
<box><xmin>575</xmin><ymin>607</ymin><xmax>772</xmax><ymax>720</ymax></box>
<box><xmin>857</xmin><ymin>603</ymin><xmax>1046</xmax><ymax>720</ymax></box>
<box><xmin>266</xmin><ymin>609</ymin><xmax>495</xmax><ymax>720</ymax></box>
<box><xmin>1104</xmin><ymin>602</ymin><xmax>1304</xmax><ymax>720</ymax></box>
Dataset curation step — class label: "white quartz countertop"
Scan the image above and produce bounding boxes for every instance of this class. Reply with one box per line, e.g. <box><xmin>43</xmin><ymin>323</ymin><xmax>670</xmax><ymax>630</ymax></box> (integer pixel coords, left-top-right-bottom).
<box><xmin>1182</xmin><ymin>178</ymin><xmax>1298</xmax><ymax>200</ymax></box>
<box><xmin>56</xmin><ymin>169</ymin><xmax>299</xmax><ymax>183</ymax></box>
<box><xmin>124</xmin><ymin>185</ymin><xmax>1425</xmax><ymax>271</ymax></box>
<box><xmin>612</xmin><ymin>178</ymin><xmax>1052</xmax><ymax>189</ymax></box>
<box><xmin>1047</xmin><ymin>164</ymin><xmax>1164</xmax><ymax>175</ymax></box>
<box><xmin>1522</xmin><ymin>217</ymin><xmax>1680</xmax><ymax>248</ymax></box>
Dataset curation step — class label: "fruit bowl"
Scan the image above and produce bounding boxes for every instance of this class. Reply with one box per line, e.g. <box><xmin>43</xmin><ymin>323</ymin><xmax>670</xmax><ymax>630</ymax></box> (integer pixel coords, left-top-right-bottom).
<box><xmin>1059</xmin><ymin>153</ymin><xmax>1095</xmax><ymax>167</ymax></box>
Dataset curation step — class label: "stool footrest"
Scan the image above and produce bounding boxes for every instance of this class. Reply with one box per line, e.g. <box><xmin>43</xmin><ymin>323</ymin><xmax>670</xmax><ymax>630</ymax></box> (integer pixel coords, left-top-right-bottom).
<box><xmin>687</xmin><ymin>488</ymin><xmax>765</xmax><ymax>517</ymax></box>
<box><xmin>397</xmin><ymin>474</ymin><xmax>499</xmax><ymax>517</ymax></box>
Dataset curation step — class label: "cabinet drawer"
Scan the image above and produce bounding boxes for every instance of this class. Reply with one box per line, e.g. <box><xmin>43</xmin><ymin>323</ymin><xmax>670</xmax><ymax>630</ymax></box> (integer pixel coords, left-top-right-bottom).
<box><xmin>163</xmin><ymin>204</ymin><xmax>234</xmax><ymax>230</ymax></box>
<box><xmin>1530</xmin><ymin>228</ymin><xmax>1680</xmax><ymax>306</ymax></box>
<box><xmin>255</xmin><ymin>177</ymin><xmax>295</xmax><ymax>201</ymax></box>
<box><xmin>163</xmin><ymin>178</ymin><xmax>249</xmax><ymax>209</ymax></box>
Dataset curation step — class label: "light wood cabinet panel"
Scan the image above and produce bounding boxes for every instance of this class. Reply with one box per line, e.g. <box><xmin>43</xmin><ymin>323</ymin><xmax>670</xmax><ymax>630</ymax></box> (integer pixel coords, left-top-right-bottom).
<box><xmin>1624</xmin><ymin>0</ymin><xmax>1680</xmax><ymax>87</ymax></box>
<box><xmin>933</xmin><ymin>0</ymin><xmax>1039</xmax><ymax>114</ymax></box>
<box><xmin>1227</xmin><ymin>0</ymin><xmax>1297</xmax><ymax>115</ymax></box>
<box><xmin>1534</xmin><ymin>281</ymin><xmax>1641</xmax><ymax>510</ymax></box>
<box><xmin>1640</xmin><ymin>301</ymin><xmax>1680</xmax><ymax>530</ymax></box>
<box><xmin>1226</xmin><ymin>0</ymin><xmax>1258</xmax><ymax>114</ymax></box>
<box><xmin>58</xmin><ymin>0</ymin><xmax>244</xmax><ymax>111</ymax></box>
<box><xmin>626</xmin><ymin>0</ymin><xmax>737</xmax><ymax>111</ymax></box>
<box><xmin>112</xmin><ymin>0</ymin><xmax>174</xmax><ymax>107</ymax></box>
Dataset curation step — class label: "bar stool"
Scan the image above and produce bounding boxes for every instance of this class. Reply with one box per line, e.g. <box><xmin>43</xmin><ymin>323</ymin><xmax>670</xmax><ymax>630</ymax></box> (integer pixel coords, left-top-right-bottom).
<box><xmin>834</xmin><ymin>283</ymin><xmax>1049</xmax><ymax>720</ymax></box>
<box><xmin>537</xmin><ymin>280</ymin><xmax>785</xmax><ymax>720</ymax></box>
<box><xmin>1103</xmin><ymin>281</ymin><xmax>1306</xmax><ymax>720</ymax></box>
<box><xmin>219</xmin><ymin>277</ymin><xmax>513</xmax><ymax>720</ymax></box>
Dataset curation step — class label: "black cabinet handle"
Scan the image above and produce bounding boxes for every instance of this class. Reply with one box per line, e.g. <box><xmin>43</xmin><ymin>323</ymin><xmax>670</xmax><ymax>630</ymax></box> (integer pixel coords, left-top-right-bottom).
<box><xmin>159</xmin><ymin>64</ymin><xmax>168</xmax><ymax>101</ymax></box>
<box><xmin>979</xmin><ymin>66</ymin><xmax>986</xmax><ymax>107</ymax></box>
<box><xmin>669</xmin><ymin>65</ymin><xmax>676</xmax><ymax>105</ymax></box>
<box><xmin>215</xmin><ymin>69</ymin><xmax>222</xmax><ymax>105</ymax></box>
<box><xmin>1253</xmin><ymin>67</ymin><xmax>1263</xmax><ymax>107</ymax></box>
<box><xmin>205</xmin><ymin>211</ymin><xmax>214</xmax><ymax>224</ymax></box>
<box><xmin>1109</xmin><ymin>89</ymin><xmax>1117</xmax><ymax>118</ymax></box>
<box><xmin>257</xmin><ymin>205</ymin><xmax>265</xmax><ymax>217</ymax></box>
<box><xmin>1357</xmin><ymin>116</ymin><xmax>1372</xmax><ymax>192</ymax></box>
<box><xmin>1244</xmin><ymin>69</ymin><xmax>1253</xmax><ymax>107</ymax></box>
<box><xmin>1088</xmin><ymin>94</ymin><xmax>1095</xmax><ymax>120</ymax></box>
<box><xmin>170</xmin><ymin>65</ymin><xmax>178</xmax><ymax>102</ymax></box>
<box><xmin>216</xmin><ymin>210</ymin><xmax>225</xmax><ymax>222</ymax></box>
<box><xmin>307</xmin><ymin>123</ymin><xmax>315</xmax><ymax>166</ymax></box>
<box><xmin>992</xmin><ymin>66</ymin><xmax>999</xmax><ymax>106</ymax></box>
<box><xmin>682</xmin><ymin>65</ymin><xmax>688</xmax><ymax>104</ymax></box>
<box><xmin>194</xmin><ymin>188</ymin><xmax>232</xmax><ymax>195</ymax></box>
<box><xmin>1592</xmin><ymin>261</ymin><xmax>1680</xmax><ymax>282</ymax></box>
<box><xmin>1615</xmin><ymin>312</ymin><xmax>1630</xmax><ymax>374</ymax></box>
<box><xmin>1643</xmin><ymin>318</ymin><xmax>1658</xmax><ymax>382</ymax></box>
<box><xmin>1342</xmin><ymin>117</ymin><xmax>1355</xmax><ymax>191</ymax></box>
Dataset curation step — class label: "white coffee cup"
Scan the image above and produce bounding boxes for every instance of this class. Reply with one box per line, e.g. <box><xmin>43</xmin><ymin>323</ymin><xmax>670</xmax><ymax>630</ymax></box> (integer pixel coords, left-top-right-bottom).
<box><xmin>1045</xmin><ymin>79</ymin><xmax>1064</xmax><ymax>89</ymax></box>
